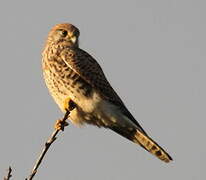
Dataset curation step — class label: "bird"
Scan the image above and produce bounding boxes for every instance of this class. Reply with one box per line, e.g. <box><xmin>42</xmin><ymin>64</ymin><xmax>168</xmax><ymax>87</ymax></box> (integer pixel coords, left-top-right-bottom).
<box><xmin>42</xmin><ymin>23</ymin><xmax>172</xmax><ymax>163</ymax></box>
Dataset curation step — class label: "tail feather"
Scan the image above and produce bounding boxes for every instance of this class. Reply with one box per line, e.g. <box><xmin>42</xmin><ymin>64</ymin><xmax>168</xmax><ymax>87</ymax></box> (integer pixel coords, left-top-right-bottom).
<box><xmin>133</xmin><ymin>130</ymin><xmax>172</xmax><ymax>163</ymax></box>
<box><xmin>110</xmin><ymin>126</ymin><xmax>172</xmax><ymax>163</ymax></box>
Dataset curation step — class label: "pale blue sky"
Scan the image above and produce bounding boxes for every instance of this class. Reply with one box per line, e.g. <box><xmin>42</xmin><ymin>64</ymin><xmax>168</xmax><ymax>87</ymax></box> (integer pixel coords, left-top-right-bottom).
<box><xmin>0</xmin><ymin>0</ymin><xmax>205</xmax><ymax>179</ymax></box>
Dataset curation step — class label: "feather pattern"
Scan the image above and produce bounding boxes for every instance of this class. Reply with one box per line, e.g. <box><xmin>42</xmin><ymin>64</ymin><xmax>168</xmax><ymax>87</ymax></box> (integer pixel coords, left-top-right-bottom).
<box><xmin>60</xmin><ymin>47</ymin><xmax>147</xmax><ymax>134</ymax></box>
<box><xmin>42</xmin><ymin>23</ymin><xmax>172</xmax><ymax>163</ymax></box>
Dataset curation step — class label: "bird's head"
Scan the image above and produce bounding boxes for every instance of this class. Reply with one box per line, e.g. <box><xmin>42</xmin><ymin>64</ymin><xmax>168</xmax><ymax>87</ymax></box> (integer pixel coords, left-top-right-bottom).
<box><xmin>47</xmin><ymin>23</ymin><xmax>80</xmax><ymax>47</ymax></box>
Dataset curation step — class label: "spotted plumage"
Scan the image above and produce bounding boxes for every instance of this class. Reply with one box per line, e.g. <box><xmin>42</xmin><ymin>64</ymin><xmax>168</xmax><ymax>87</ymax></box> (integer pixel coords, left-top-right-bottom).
<box><xmin>42</xmin><ymin>23</ymin><xmax>172</xmax><ymax>163</ymax></box>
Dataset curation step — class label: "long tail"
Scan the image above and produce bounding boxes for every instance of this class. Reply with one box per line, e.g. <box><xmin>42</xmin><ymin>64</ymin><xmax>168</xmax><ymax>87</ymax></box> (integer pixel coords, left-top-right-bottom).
<box><xmin>110</xmin><ymin>126</ymin><xmax>172</xmax><ymax>163</ymax></box>
<box><xmin>133</xmin><ymin>130</ymin><xmax>172</xmax><ymax>163</ymax></box>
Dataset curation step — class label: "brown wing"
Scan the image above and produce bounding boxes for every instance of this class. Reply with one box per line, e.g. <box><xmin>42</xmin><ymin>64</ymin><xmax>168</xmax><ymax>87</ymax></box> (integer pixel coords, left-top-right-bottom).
<box><xmin>60</xmin><ymin>47</ymin><xmax>147</xmax><ymax>134</ymax></box>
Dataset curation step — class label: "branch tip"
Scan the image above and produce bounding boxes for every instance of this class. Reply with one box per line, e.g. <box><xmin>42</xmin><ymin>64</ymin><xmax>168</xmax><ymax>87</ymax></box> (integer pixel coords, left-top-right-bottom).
<box><xmin>25</xmin><ymin>107</ymin><xmax>73</xmax><ymax>180</ymax></box>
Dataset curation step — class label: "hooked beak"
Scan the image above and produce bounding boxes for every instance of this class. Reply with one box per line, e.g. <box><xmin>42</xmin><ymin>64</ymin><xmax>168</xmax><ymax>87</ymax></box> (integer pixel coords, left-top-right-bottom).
<box><xmin>70</xmin><ymin>36</ymin><xmax>77</xmax><ymax>44</ymax></box>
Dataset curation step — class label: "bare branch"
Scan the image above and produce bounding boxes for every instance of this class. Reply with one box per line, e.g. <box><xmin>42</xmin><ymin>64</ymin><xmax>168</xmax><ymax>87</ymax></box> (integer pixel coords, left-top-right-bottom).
<box><xmin>25</xmin><ymin>110</ymin><xmax>71</xmax><ymax>180</ymax></box>
<box><xmin>3</xmin><ymin>166</ymin><xmax>12</xmax><ymax>180</ymax></box>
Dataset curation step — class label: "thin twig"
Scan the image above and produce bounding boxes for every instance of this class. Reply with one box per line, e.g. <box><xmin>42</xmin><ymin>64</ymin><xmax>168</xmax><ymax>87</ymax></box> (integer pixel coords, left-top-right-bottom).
<box><xmin>3</xmin><ymin>166</ymin><xmax>12</xmax><ymax>180</ymax></box>
<box><xmin>25</xmin><ymin>110</ymin><xmax>71</xmax><ymax>180</ymax></box>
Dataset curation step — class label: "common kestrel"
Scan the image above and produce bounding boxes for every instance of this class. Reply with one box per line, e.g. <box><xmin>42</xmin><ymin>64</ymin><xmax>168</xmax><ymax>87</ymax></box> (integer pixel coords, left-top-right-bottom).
<box><xmin>42</xmin><ymin>23</ymin><xmax>172</xmax><ymax>163</ymax></box>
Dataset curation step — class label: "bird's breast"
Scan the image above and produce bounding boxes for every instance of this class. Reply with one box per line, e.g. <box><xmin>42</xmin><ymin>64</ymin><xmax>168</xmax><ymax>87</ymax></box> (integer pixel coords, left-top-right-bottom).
<box><xmin>42</xmin><ymin>47</ymin><xmax>110</xmax><ymax>126</ymax></box>
<box><xmin>42</xmin><ymin>55</ymin><xmax>99</xmax><ymax>113</ymax></box>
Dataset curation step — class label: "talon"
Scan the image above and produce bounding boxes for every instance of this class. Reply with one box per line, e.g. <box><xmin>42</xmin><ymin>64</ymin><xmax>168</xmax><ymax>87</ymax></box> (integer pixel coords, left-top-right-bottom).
<box><xmin>55</xmin><ymin>98</ymin><xmax>75</xmax><ymax>131</ymax></box>
<box><xmin>64</xmin><ymin>97</ymin><xmax>76</xmax><ymax>112</ymax></box>
<box><xmin>55</xmin><ymin>119</ymin><xmax>69</xmax><ymax>131</ymax></box>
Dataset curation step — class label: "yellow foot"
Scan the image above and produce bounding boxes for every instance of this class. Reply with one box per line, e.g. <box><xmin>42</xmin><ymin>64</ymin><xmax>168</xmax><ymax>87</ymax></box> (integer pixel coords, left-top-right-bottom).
<box><xmin>64</xmin><ymin>97</ymin><xmax>76</xmax><ymax>111</ymax></box>
<box><xmin>55</xmin><ymin>119</ymin><xmax>69</xmax><ymax>131</ymax></box>
<box><xmin>55</xmin><ymin>98</ymin><xmax>76</xmax><ymax>131</ymax></box>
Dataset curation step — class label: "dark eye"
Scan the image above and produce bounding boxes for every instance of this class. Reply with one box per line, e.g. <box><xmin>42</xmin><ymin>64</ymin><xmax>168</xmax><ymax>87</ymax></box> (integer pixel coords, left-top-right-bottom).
<box><xmin>60</xmin><ymin>29</ymin><xmax>68</xmax><ymax>37</ymax></box>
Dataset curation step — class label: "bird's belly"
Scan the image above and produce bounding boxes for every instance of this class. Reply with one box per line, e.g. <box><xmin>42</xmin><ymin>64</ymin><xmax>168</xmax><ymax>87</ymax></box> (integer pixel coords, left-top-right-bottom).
<box><xmin>43</xmin><ymin>63</ymin><xmax>123</xmax><ymax>127</ymax></box>
<box><xmin>43</xmin><ymin>67</ymin><xmax>105</xmax><ymax>125</ymax></box>
<box><xmin>70</xmin><ymin>96</ymin><xmax>129</xmax><ymax>128</ymax></box>
<box><xmin>69</xmin><ymin>92</ymin><xmax>106</xmax><ymax>126</ymax></box>
<box><xmin>44</xmin><ymin>70</ymin><xmax>129</xmax><ymax>128</ymax></box>
<box><xmin>44</xmin><ymin>69</ymin><xmax>92</xmax><ymax>105</ymax></box>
